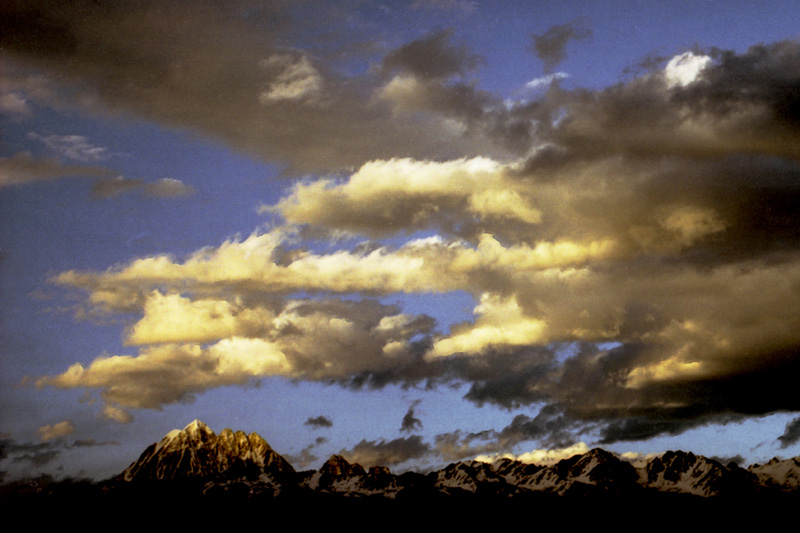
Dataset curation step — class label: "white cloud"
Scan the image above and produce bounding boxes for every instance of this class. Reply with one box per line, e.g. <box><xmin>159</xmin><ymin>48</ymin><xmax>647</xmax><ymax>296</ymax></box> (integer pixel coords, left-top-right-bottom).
<box><xmin>475</xmin><ymin>442</ymin><xmax>590</xmax><ymax>465</ymax></box>
<box><xmin>664</xmin><ymin>51</ymin><xmax>712</xmax><ymax>88</ymax></box>
<box><xmin>524</xmin><ymin>71</ymin><xmax>569</xmax><ymax>91</ymax></box>
<box><xmin>27</xmin><ymin>132</ymin><xmax>113</xmax><ymax>162</ymax></box>
<box><xmin>428</xmin><ymin>293</ymin><xmax>547</xmax><ymax>358</ymax></box>
<box><xmin>38</xmin><ymin>296</ymin><xmax>433</xmax><ymax>410</ymax></box>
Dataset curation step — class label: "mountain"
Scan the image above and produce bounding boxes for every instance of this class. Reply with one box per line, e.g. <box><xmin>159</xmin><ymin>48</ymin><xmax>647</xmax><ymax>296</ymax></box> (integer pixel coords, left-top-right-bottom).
<box><xmin>433</xmin><ymin>460</ymin><xmax>517</xmax><ymax>496</ymax></box>
<box><xmin>118</xmin><ymin>419</ymin><xmax>294</xmax><ymax>483</ymax></box>
<box><xmin>642</xmin><ymin>450</ymin><xmax>758</xmax><ymax>497</ymax></box>
<box><xmin>749</xmin><ymin>457</ymin><xmax>800</xmax><ymax>491</ymax></box>
<box><xmin>111</xmin><ymin>420</ymin><xmax>800</xmax><ymax>502</ymax></box>
<box><xmin>301</xmin><ymin>455</ymin><xmax>404</xmax><ymax>497</ymax></box>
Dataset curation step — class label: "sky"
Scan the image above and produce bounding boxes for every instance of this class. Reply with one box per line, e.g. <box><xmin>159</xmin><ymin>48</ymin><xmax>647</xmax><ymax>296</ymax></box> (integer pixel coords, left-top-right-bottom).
<box><xmin>2</xmin><ymin>0</ymin><xmax>800</xmax><ymax>482</ymax></box>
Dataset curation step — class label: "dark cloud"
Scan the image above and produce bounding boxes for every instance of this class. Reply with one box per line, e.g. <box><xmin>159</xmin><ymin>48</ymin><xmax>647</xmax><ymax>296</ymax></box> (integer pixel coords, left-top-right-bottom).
<box><xmin>70</xmin><ymin>439</ymin><xmax>118</xmax><ymax>447</ymax></box>
<box><xmin>431</xmin><ymin>406</ymin><xmax>577</xmax><ymax>463</ymax></box>
<box><xmin>400</xmin><ymin>400</ymin><xmax>423</xmax><ymax>433</ymax></box>
<box><xmin>382</xmin><ymin>29</ymin><xmax>482</xmax><ymax>80</ymax></box>
<box><xmin>304</xmin><ymin>415</ymin><xmax>333</xmax><ymax>428</ymax></box>
<box><xmin>340</xmin><ymin>435</ymin><xmax>430</xmax><ymax>467</ymax></box>
<box><xmin>778</xmin><ymin>416</ymin><xmax>800</xmax><ymax>448</ymax></box>
<box><xmin>530</xmin><ymin>19</ymin><xmax>592</xmax><ymax>73</ymax></box>
<box><xmin>351</xmin><ymin>332</ymin><xmax>800</xmax><ymax>447</ymax></box>
<box><xmin>495</xmin><ymin>406</ymin><xmax>576</xmax><ymax>449</ymax></box>
<box><xmin>536</xmin><ymin>41</ymin><xmax>800</xmax><ymax>166</ymax></box>
<box><xmin>459</xmin><ymin>348</ymin><xmax>556</xmax><ymax>409</ymax></box>
<box><xmin>557</xmin><ymin>344</ymin><xmax>800</xmax><ymax>444</ymax></box>
<box><xmin>711</xmin><ymin>454</ymin><xmax>746</xmax><ymax>467</ymax></box>
<box><xmin>285</xmin><ymin>436</ymin><xmax>328</xmax><ymax>469</ymax></box>
<box><xmin>11</xmin><ymin>449</ymin><xmax>61</xmax><ymax>467</ymax></box>
<box><xmin>0</xmin><ymin>1</ymin><xmax>518</xmax><ymax>174</ymax></box>
<box><xmin>1</xmin><ymin>439</ymin><xmax>61</xmax><ymax>468</ymax></box>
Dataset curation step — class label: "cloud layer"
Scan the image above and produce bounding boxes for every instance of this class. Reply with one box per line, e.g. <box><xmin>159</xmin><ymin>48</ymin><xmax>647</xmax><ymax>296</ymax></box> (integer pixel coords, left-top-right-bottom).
<box><xmin>7</xmin><ymin>2</ymin><xmax>800</xmax><ymax>451</ymax></box>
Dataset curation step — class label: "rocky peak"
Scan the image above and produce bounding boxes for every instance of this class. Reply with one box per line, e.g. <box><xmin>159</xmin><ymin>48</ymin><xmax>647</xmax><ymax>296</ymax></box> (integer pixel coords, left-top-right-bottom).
<box><xmin>184</xmin><ymin>419</ymin><xmax>213</xmax><ymax>436</ymax></box>
<box><xmin>320</xmin><ymin>455</ymin><xmax>365</xmax><ymax>478</ymax></box>
<box><xmin>749</xmin><ymin>456</ymin><xmax>800</xmax><ymax>490</ymax></box>
<box><xmin>368</xmin><ymin>465</ymin><xmax>392</xmax><ymax>476</ymax></box>
<box><xmin>118</xmin><ymin>420</ymin><xmax>294</xmax><ymax>482</ymax></box>
<box><xmin>642</xmin><ymin>450</ymin><xmax>751</xmax><ymax>496</ymax></box>
<box><xmin>434</xmin><ymin>460</ymin><xmax>508</xmax><ymax>493</ymax></box>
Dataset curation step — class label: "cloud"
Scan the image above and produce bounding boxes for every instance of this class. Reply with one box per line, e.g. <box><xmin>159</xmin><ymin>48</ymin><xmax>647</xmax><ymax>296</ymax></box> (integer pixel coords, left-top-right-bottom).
<box><xmin>305</xmin><ymin>415</ymin><xmax>334</xmax><ymax>428</ymax></box>
<box><xmin>32</xmin><ymin>35</ymin><xmax>800</xmax><ymax>449</ymax></box>
<box><xmin>37</xmin><ymin>420</ymin><xmax>75</xmax><ymax>442</ymax></box>
<box><xmin>0</xmin><ymin>434</ymin><xmax>114</xmax><ymax>479</ymax></box>
<box><xmin>259</xmin><ymin>53</ymin><xmax>323</xmax><ymax>104</ymax></box>
<box><xmin>530</xmin><ymin>19</ymin><xmax>592</xmax><ymax>73</ymax></box>
<box><xmin>9</xmin><ymin>446</ymin><xmax>61</xmax><ymax>467</ymax></box>
<box><xmin>271</xmin><ymin>157</ymin><xmax>542</xmax><ymax>238</ymax></box>
<box><xmin>340</xmin><ymin>435</ymin><xmax>430</xmax><ymax>467</ymax></box>
<box><xmin>778</xmin><ymin>417</ymin><xmax>800</xmax><ymax>448</ymax></box>
<box><xmin>27</xmin><ymin>132</ymin><xmax>114</xmax><ymax>162</ymax></box>
<box><xmin>663</xmin><ymin>52</ymin><xmax>712</xmax><ymax>88</ymax></box>
<box><xmin>476</xmin><ymin>442</ymin><xmax>590</xmax><ymax>466</ymax></box>
<box><xmin>91</xmin><ymin>176</ymin><xmax>142</xmax><ymax>199</ymax></box>
<box><xmin>382</xmin><ymin>29</ymin><xmax>482</xmax><ymax>81</ymax></box>
<box><xmin>711</xmin><ymin>453</ymin><xmax>745</xmax><ymax>467</ymax></box>
<box><xmin>0</xmin><ymin>1</ymin><xmax>519</xmax><ymax>173</ymax></box>
<box><xmin>144</xmin><ymin>178</ymin><xmax>195</xmax><ymax>198</ymax></box>
<box><xmin>524</xmin><ymin>72</ymin><xmax>569</xmax><ymax>91</ymax></box>
<box><xmin>101</xmin><ymin>404</ymin><xmax>133</xmax><ymax>424</ymax></box>
<box><xmin>38</xmin><ymin>296</ymin><xmax>435</xmax><ymax>410</ymax></box>
<box><xmin>411</xmin><ymin>0</ymin><xmax>478</xmax><ymax>16</ymax></box>
<box><xmin>0</xmin><ymin>91</ymin><xmax>31</xmax><ymax>117</ymax></box>
<box><xmin>400</xmin><ymin>400</ymin><xmax>423</xmax><ymax>433</ymax></box>
<box><xmin>432</xmin><ymin>406</ymin><xmax>577</xmax><ymax>463</ymax></box>
<box><xmin>428</xmin><ymin>294</ymin><xmax>548</xmax><ymax>358</ymax></box>
<box><xmin>0</xmin><ymin>151</ymin><xmax>113</xmax><ymax>187</ymax></box>
<box><xmin>92</xmin><ymin>176</ymin><xmax>195</xmax><ymax>199</ymax></box>
<box><xmin>538</xmin><ymin>41</ymin><xmax>800</xmax><ymax>163</ymax></box>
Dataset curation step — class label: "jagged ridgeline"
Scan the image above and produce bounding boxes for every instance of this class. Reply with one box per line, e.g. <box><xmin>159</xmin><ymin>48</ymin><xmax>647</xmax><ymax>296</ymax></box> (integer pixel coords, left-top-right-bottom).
<box><xmin>113</xmin><ymin>420</ymin><xmax>800</xmax><ymax>502</ymax></box>
<box><xmin>118</xmin><ymin>420</ymin><xmax>294</xmax><ymax>482</ymax></box>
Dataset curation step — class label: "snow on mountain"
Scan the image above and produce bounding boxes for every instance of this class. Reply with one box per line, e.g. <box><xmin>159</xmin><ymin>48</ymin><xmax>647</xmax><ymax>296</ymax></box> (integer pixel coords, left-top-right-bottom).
<box><xmin>490</xmin><ymin>448</ymin><xmax>640</xmax><ymax>495</ymax></box>
<box><xmin>641</xmin><ymin>450</ymin><xmax>758</xmax><ymax>497</ymax></box>
<box><xmin>119</xmin><ymin>420</ymin><xmax>294</xmax><ymax>482</ymax></box>
<box><xmin>114</xmin><ymin>420</ymin><xmax>800</xmax><ymax>499</ymax></box>
<box><xmin>302</xmin><ymin>455</ymin><xmax>402</xmax><ymax>497</ymax></box>
<box><xmin>749</xmin><ymin>457</ymin><xmax>800</xmax><ymax>491</ymax></box>
<box><xmin>434</xmin><ymin>460</ymin><xmax>510</xmax><ymax>494</ymax></box>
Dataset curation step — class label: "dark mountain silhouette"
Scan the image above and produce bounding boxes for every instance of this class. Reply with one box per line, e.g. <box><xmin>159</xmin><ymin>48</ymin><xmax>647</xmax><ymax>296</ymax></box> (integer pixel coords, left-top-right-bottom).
<box><xmin>4</xmin><ymin>420</ymin><xmax>800</xmax><ymax>515</ymax></box>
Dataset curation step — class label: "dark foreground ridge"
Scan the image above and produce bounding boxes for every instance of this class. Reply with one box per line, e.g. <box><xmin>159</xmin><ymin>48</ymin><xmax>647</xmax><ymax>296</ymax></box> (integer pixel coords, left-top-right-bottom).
<box><xmin>3</xmin><ymin>420</ymin><xmax>800</xmax><ymax>515</ymax></box>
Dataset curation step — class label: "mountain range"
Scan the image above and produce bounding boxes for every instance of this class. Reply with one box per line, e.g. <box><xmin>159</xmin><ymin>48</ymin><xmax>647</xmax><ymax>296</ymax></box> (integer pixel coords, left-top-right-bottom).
<box><xmin>109</xmin><ymin>420</ymin><xmax>800</xmax><ymax>502</ymax></box>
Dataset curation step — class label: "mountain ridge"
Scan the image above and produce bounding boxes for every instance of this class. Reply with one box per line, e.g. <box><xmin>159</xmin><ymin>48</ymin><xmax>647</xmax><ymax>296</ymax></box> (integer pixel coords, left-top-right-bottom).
<box><xmin>113</xmin><ymin>420</ymin><xmax>800</xmax><ymax>500</ymax></box>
